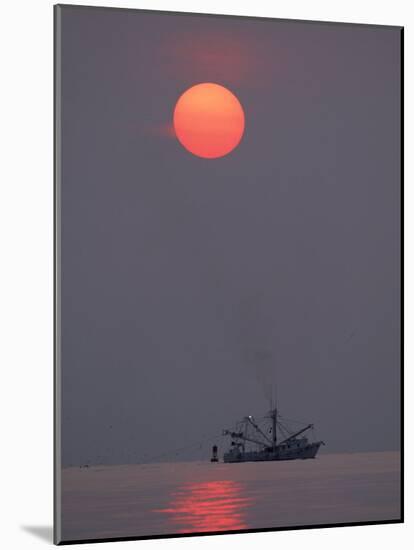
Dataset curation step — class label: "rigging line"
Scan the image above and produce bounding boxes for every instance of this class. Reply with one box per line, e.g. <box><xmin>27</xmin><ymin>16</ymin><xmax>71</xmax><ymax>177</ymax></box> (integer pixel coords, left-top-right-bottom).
<box><xmin>279</xmin><ymin>422</ymin><xmax>290</xmax><ymax>432</ymax></box>
<box><xmin>279</xmin><ymin>421</ymin><xmax>294</xmax><ymax>435</ymax></box>
<box><xmin>278</xmin><ymin>424</ymin><xmax>291</xmax><ymax>439</ymax></box>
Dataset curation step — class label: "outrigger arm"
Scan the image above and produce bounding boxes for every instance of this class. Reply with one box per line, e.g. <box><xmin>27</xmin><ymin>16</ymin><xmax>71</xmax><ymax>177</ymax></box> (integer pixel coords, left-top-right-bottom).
<box><xmin>277</xmin><ymin>424</ymin><xmax>314</xmax><ymax>446</ymax></box>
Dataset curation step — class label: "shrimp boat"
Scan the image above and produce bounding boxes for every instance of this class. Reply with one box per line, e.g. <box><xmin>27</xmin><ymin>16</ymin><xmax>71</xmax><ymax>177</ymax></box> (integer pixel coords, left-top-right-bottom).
<box><xmin>222</xmin><ymin>408</ymin><xmax>324</xmax><ymax>463</ymax></box>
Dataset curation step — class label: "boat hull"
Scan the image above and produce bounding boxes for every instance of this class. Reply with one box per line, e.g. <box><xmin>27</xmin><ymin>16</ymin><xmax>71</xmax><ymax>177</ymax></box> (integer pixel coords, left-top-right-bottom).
<box><xmin>223</xmin><ymin>441</ymin><xmax>323</xmax><ymax>463</ymax></box>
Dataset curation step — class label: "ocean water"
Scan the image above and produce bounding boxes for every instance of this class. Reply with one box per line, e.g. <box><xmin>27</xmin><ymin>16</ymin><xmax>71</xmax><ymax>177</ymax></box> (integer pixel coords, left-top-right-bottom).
<box><xmin>60</xmin><ymin>451</ymin><xmax>400</xmax><ymax>542</ymax></box>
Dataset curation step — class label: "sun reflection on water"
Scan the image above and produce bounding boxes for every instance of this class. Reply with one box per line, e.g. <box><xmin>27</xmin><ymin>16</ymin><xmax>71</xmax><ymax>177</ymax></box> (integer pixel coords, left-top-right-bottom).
<box><xmin>154</xmin><ymin>479</ymin><xmax>253</xmax><ymax>533</ymax></box>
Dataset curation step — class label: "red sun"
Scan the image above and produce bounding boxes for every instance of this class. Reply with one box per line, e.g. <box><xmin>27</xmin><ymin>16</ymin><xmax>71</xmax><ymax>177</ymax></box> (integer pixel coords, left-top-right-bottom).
<box><xmin>173</xmin><ymin>83</ymin><xmax>245</xmax><ymax>159</ymax></box>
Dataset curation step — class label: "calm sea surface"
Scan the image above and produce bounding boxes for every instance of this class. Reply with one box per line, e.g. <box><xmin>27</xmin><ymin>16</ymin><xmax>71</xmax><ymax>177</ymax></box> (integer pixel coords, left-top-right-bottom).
<box><xmin>61</xmin><ymin>451</ymin><xmax>400</xmax><ymax>542</ymax></box>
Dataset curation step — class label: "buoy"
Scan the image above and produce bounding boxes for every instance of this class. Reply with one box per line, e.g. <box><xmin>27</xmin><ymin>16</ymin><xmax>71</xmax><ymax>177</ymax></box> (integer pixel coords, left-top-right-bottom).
<box><xmin>211</xmin><ymin>444</ymin><xmax>219</xmax><ymax>462</ymax></box>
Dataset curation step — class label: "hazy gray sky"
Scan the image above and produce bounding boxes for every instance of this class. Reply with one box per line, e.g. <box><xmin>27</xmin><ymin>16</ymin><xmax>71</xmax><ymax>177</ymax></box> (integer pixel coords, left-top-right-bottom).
<box><xmin>59</xmin><ymin>6</ymin><xmax>401</xmax><ymax>466</ymax></box>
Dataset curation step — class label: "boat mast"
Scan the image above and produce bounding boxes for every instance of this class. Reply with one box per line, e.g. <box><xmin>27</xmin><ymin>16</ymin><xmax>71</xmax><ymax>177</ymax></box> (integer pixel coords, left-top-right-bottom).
<box><xmin>271</xmin><ymin>408</ymin><xmax>277</xmax><ymax>450</ymax></box>
<box><xmin>270</xmin><ymin>382</ymin><xmax>278</xmax><ymax>451</ymax></box>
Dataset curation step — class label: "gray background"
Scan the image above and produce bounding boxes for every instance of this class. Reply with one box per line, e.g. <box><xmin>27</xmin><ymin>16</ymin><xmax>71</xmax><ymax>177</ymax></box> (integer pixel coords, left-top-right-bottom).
<box><xmin>59</xmin><ymin>6</ymin><xmax>401</xmax><ymax>466</ymax></box>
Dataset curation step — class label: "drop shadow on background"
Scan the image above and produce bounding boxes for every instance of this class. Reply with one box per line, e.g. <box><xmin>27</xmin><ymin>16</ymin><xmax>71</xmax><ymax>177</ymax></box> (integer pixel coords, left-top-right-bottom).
<box><xmin>21</xmin><ymin>526</ymin><xmax>53</xmax><ymax>544</ymax></box>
